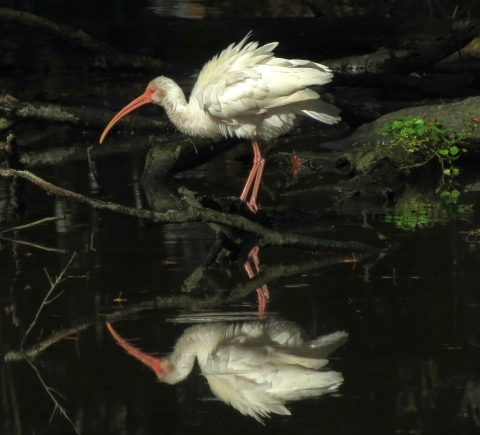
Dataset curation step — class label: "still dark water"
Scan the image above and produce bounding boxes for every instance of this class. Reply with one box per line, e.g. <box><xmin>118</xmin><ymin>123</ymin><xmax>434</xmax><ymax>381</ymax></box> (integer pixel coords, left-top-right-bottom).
<box><xmin>2</xmin><ymin>133</ymin><xmax>480</xmax><ymax>435</ymax></box>
<box><xmin>2</xmin><ymin>6</ymin><xmax>480</xmax><ymax>435</ymax></box>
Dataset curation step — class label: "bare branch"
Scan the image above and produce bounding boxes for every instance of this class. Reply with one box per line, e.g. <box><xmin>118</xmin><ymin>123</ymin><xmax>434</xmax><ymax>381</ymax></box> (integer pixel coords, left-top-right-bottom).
<box><xmin>0</xmin><ymin>168</ymin><xmax>379</xmax><ymax>253</ymax></box>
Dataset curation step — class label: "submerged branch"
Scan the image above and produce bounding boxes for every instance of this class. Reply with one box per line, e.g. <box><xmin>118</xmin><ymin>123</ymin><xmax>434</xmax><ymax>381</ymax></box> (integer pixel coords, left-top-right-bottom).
<box><xmin>0</xmin><ymin>168</ymin><xmax>379</xmax><ymax>253</ymax></box>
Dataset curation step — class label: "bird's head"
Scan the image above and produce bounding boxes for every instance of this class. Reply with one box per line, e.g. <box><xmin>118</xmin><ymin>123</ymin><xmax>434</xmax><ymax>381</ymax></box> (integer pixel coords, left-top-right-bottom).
<box><xmin>106</xmin><ymin>323</ymin><xmax>177</xmax><ymax>384</ymax></box>
<box><xmin>99</xmin><ymin>76</ymin><xmax>173</xmax><ymax>144</ymax></box>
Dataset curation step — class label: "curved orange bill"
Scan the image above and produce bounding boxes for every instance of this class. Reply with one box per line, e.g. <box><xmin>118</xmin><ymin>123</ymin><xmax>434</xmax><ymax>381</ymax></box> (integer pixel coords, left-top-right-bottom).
<box><xmin>106</xmin><ymin>323</ymin><xmax>163</xmax><ymax>376</ymax></box>
<box><xmin>99</xmin><ymin>90</ymin><xmax>153</xmax><ymax>144</ymax></box>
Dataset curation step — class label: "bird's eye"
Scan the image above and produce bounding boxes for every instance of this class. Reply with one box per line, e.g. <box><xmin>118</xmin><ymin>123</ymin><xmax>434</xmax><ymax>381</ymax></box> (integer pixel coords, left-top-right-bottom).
<box><xmin>150</xmin><ymin>88</ymin><xmax>155</xmax><ymax>94</ymax></box>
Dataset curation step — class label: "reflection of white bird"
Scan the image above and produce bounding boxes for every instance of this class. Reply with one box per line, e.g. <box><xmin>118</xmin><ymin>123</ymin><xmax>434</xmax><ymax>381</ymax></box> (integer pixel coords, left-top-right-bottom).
<box><xmin>107</xmin><ymin>321</ymin><xmax>347</xmax><ymax>422</ymax></box>
<box><xmin>100</xmin><ymin>34</ymin><xmax>341</xmax><ymax>211</ymax></box>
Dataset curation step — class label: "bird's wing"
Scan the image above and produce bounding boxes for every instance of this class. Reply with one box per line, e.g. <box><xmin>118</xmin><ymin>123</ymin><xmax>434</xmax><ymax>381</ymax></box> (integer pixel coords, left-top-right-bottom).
<box><xmin>190</xmin><ymin>35</ymin><xmax>336</xmax><ymax>121</ymax></box>
<box><xmin>192</xmin><ymin>32</ymin><xmax>276</xmax><ymax>91</ymax></box>
<box><xmin>205</xmin><ymin>373</ymin><xmax>290</xmax><ymax>423</ymax></box>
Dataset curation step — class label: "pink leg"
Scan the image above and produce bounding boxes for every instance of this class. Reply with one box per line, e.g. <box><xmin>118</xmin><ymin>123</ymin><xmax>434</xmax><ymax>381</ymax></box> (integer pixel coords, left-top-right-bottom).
<box><xmin>239</xmin><ymin>140</ymin><xmax>264</xmax><ymax>211</ymax></box>
<box><xmin>239</xmin><ymin>163</ymin><xmax>259</xmax><ymax>202</ymax></box>
<box><xmin>247</xmin><ymin>156</ymin><xmax>265</xmax><ymax>212</ymax></box>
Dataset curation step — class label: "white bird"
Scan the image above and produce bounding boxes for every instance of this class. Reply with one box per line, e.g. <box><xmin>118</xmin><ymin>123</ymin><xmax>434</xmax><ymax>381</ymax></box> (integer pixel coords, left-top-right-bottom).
<box><xmin>107</xmin><ymin>320</ymin><xmax>347</xmax><ymax>422</ymax></box>
<box><xmin>99</xmin><ymin>34</ymin><xmax>341</xmax><ymax>211</ymax></box>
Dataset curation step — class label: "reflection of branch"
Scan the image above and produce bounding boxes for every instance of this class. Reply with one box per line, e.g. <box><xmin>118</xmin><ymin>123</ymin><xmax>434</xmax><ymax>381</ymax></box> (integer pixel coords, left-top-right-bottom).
<box><xmin>0</xmin><ymin>235</ymin><xmax>67</xmax><ymax>253</ymax></box>
<box><xmin>22</xmin><ymin>252</ymin><xmax>76</xmax><ymax>345</ymax></box>
<box><xmin>23</xmin><ymin>353</ymin><xmax>81</xmax><ymax>435</ymax></box>
<box><xmin>227</xmin><ymin>251</ymin><xmax>374</xmax><ymax>301</ymax></box>
<box><xmin>0</xmin><ymin>214</ymin><xmax>67</xmax><ymax>253</ymax></box>
<box><xmin>5</xmin><ymin>292</ymin><xmax>227</xmax><ymax>362</ymax></box>
<box><xmin>6</xmin><ymin>324</ymin><xmax>88</xmax><ymax>362</ymax></box>
<box><xmin>0</xmin><ymin>169</ymin><xmax>379</xmax><ymax>253</ymax></box>
<box><xmin>4</xmin><ymin>364</ymin><xmax>22</xmax><ymax>434</ymax></box>
<box><xmin>1</xmin><ymin>215</ymin><xmax>65</xmax><ymax>234</ymax></box>
<box><xmin>5</xmin><ymin>249</ymin><xmax>383</xmax><ymax>361</ymax></box>
<box><xmin>0</xmin><ymin>7</ymin><xmax>166</xmax><ymax>72</ymax></box>
<box><xmin>4</xmin><ymin>253</ymin><xmax>378</xmax><ymax>361</ymax></box>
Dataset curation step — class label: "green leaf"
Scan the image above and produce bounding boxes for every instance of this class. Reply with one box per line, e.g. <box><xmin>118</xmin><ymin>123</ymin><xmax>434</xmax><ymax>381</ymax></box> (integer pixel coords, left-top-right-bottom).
<box><xmin>449</xmin><ymin>146</ymin><xmax>459</xmax><ymax>155</ymax></box>
<box><xmin>416</xmin><ymin>126</ymin><xmax>427</xmax><ymax>136</ymax></box>
<box><xmin>438</xmin><ymin>149</ymin><xmax>449</xmax><ymax>155</ymax></box>
<box><xmin>451</xmin><ymin>190</ymin><xmax>461</xmax><ymax>198</ymax></box>
<box><xmin>440</xmin><ymin>191</ymin><xmax>451</xmax><ymax>197</ymax></box>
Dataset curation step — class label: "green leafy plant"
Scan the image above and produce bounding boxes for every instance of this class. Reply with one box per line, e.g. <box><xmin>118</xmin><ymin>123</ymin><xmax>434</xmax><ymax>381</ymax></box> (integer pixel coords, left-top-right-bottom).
<box><xmin>380</xmin><ymin>116</ymin><xmax>471</xmax><ymax>191</ymax></box>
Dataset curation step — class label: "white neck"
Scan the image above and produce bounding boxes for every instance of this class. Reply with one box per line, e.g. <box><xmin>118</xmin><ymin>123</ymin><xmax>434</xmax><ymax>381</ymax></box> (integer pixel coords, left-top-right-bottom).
<box><xmin>157</xmin><ymin>78</ymin><xmax>220</xmax><ymax>138</ymax></box>
<box><xmin>164</xmin><ymin>324</ymin><xmax>224</xmax><ymax>383</ymax></box>
<box><xmin>157</xmin><ymin>81</ymin><xmax>193</xmax><ymax>135</ymax></box>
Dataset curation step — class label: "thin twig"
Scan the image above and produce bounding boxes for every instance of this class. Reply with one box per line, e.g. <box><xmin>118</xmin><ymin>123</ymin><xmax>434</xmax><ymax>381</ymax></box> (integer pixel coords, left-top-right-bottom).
<box><xmin>0</xmin><ymin>215</ymin><xmax>65</xmax><ymax>234</ymax></box>
<box><xmin>22</xmin><ymin>352</ymin><xmax>81</xmax><ymax>435</ymax></box>
<box><xmin>44</xmin><ymin>290</ymin><xmax>65</xmax><ymax>304</ymax></box>
<box><xmin>22</xmin><ymin>252</ymin><xmax>76</xmax><ymax>345</ymax></box>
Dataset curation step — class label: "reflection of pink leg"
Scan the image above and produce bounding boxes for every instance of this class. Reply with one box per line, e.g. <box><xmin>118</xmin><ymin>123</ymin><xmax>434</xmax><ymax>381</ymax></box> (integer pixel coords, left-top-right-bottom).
<box><xmin>239</xmin><ymin>140</ymin><xmax>264</xmax><ymax>211</ymax></box>
<box><xmin>244</xmin><ymin>261</ymin><xmax>255</xmax><ymax>279</ymax></box>
<box><xmin>249</xmin><ymin>246</ymin><xmax>261</xmax><ymax>272</ymax></box>
<box><xmin>256</xmin><ymin>285</ymin><xmax>270</xmax><ymax>314</ymax></box>
<box><xmin>244</xmin><ymin>246</ymin><xmax>270</xmax><ymax>314</ymax></box>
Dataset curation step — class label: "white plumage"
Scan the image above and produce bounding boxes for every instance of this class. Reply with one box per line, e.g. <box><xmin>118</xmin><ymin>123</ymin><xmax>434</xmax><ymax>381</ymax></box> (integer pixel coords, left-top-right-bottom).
<box><xmin>100</xmin><ymin>34</ymin><xmax>341</xmax><ymax>210</ymax></box>
<box><xmin>107</xmin><ymin>320</ymin><xmax>347</xmax><ymax>422</ymax></box>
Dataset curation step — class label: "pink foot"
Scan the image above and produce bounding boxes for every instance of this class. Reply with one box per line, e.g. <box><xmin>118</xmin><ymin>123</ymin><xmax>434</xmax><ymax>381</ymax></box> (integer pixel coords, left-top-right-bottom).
<box><xmin>246</xmin><ymin>199</ymin><xmax>259</xmax><ymax>212</ymax></box>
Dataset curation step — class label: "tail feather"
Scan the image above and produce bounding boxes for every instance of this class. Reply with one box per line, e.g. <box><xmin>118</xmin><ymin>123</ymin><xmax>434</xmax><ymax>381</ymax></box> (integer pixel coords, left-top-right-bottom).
<box><xmin>300</xmin><ymin>99</ymin><xmax>341</xmax><ymax>125</ymax></box>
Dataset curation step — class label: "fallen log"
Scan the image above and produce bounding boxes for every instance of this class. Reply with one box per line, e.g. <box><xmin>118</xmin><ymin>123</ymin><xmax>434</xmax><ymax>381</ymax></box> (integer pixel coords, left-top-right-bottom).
<box><xmin>0</xmin><ymin>7</ymin><xmax>168</xmax><ymax>72</ymax></box>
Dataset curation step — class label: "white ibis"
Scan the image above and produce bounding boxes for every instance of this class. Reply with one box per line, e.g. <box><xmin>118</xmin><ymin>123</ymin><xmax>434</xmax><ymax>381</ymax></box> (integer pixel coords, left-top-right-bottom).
<box><xmin>107</xmin><ymin>321</ymin><xmax>347</xmax><ymax>422</ymax></box>
<box><xmin>99</xmin><ymin>34</ymin><xmax>341</xmax><ymax>211</ymax></box>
